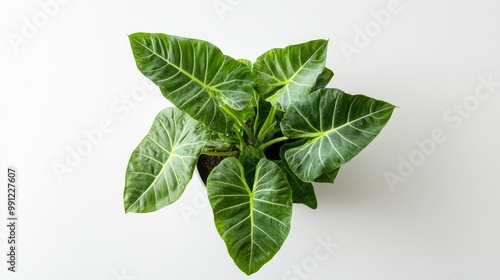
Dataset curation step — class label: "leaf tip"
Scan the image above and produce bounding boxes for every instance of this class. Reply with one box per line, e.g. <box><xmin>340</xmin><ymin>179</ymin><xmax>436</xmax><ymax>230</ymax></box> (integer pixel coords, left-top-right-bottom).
<box><xmin>308</xmin><ymin>201</ymin><xmax>318</xmax><ymax>210</ymax></box>
<box><xmin>123</xmin><ymin>203</ymin><xmax>132</xmax><ymax>214</ymax></box>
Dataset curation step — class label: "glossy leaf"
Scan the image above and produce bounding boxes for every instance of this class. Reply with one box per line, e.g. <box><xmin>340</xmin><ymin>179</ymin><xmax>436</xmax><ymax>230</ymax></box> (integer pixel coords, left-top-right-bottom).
<box><xmin>238</xmin><ymin>58</ymin><xmax>253</xmax><ymax>69</ymax></box>
<box><xmin>275</xmin><ymin>140</ymin><xmax>318</xmax><ymax>209</ymax></box>
<box><xmin>207</xmin><ymin>158</ymin><xmax>292</xmax><ymax>275</ymax></box>
<box><xmin>281</xmin><ymin>88</ymin><xmax>395</xmax><ymax>182</ymax></box>
<box><xmin>239</xmin><ymin>146</ymin><xmax>265</xmax><ymax>187</ymax></box>
<box><xmin>314</xmin><ymin>168</ymin><xmax>340</xmax><ymax>183</ymax></box>
<box><xmin>275</xmin><ymin>161</ymin><xmax>317</xmax><ymax>209</ymax></box>
<box><xmin>124</xmin><ymin>107</ymin><xmax>209</xmax><ymax>213</ymax></box>
<box><xmin>129</xmin><ymin>33</ymin><xmax>254</xmax><ymax>133</ymax></box>
<box><xmin>253</xmin><ymin>39</ymin><xmax>328</xmax><ymax>111</ymax></box>
<box><xmin>313</xmin><ymin>67</ymin><xmax>334</xmax><ymax>91</ymax></box>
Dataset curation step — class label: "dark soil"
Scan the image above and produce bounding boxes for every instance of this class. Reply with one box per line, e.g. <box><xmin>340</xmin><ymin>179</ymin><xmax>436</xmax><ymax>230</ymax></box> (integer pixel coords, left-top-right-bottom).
<box><xmin>197</xmin><ymin>154</ymin><xmax>226</xmax><ymax>185</ymax></box>
<box><xmin>197</xmin><ymin>132</ymin><xmax>295</xmax><ymax>185</ymax></box>
<box><xmin>264</xmin><ymin>131</ymin><xmax>295</xmax><ymax>161</ymax></box>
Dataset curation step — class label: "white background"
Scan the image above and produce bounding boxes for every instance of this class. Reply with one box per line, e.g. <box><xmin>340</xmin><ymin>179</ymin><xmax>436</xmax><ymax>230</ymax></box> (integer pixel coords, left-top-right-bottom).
<box><xmin>1</xmin><ymin>0</ymin><xmax>500</xmax><ymax>279</ymax></box>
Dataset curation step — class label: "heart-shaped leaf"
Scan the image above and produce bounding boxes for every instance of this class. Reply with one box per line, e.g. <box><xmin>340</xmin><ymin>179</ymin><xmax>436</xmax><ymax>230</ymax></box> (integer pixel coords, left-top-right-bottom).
<box><xmin>129</xmin><ymin>33</ymin><xmax>254</xmax><ymax>133</ymax></box>
<box><xmin>253</xmin><ymin>39</ymin><xmax>328</xmax><ymax>111</ymax></box>
<box><xmin>207</xmin><ymin>158</ymin><xmax>292</xmax><ymax>275</ymax></box>
<box><xmin>124</xmin><ymin>107</ymin><xmax>209</xmax><ymax>213</ymax></box>
<box><xmin>281</xmin><ymin>88</ymin><xmax>395</xmax><ymax>182</ymax></box>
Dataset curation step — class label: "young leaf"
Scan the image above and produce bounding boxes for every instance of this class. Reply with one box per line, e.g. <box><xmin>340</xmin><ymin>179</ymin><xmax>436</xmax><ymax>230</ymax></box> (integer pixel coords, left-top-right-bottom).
<box><xmin>281</xmin><ymin>88</ymin><xmax>395</xmax><ymax>182</ymax></box>
<box><xmin>207</xmin><ymin>158</ymin><xmax>292</xmax><ymax>275</ymax></box>
<box><xmin>129</xmin><ymin>33</ymin><xmax>254</xmax><ymax>133</ymax></box>
<box><xmin>124</xmin><ymin>107</ymin><xmax>209</xmax><ymax>213</ymax></box>
<box><xmin>253</xmin><ymin>39</ymin><xmax>328</xmax><ymax>111</ymax></box>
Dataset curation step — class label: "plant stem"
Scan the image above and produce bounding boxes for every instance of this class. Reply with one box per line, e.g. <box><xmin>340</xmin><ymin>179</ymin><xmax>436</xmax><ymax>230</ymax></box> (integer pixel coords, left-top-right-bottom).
<box><xmin>201</xmin><ymin>150</ymin><xmax>238</xmax><ymax>157</ymax></box>
<box><xmin>253</xmin><ymin>91</ymin><xmax>260</xmax><ymax>135</ymax></box>
<box><xmin>221</xmin><ymin>105</ymin><xmax>257</xmax><ymax>144</ymax></box>
<box><xmin>255</xmin><ymin>106</ymin><xmax>277</xmax><ymax>147</ymax></box>
<box><xmin>253</xmin><ymin>103</ymin><xmax>260</xmax><ymax>133</ymax></box>
<box><xmin>255</xmin><ymin>121</ymin><xmax>277</xmax><ymax>147</ymax></box>
<box><xmin>236</xmin><ymin>131</ymin><xmax>246</xmax><ymax>151</ymax></box>
<box><xmin>259</xmin><ymin>136</ymin><xmax>289</xmax><ymax>151</ymax></box>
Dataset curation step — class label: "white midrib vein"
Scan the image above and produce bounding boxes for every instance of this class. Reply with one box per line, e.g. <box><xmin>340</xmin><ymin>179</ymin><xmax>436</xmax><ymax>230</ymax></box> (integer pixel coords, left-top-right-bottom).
<box><xmin>217</xmin><ymin>161</ymin><xmax>289</xmax><ymax>273</ymax></box>
<box><xmin>245</xmin><ymin>164</ymin><xmax>255</xmax><ymax>274</ymax></box>
<box><xmin>273</xmin><ymin>42</ymin><xmax>327</xmax><ymax>101</ymax></box>
<box><xmin>295</xmin><ymin>106</ymin><xmax>393</xmax><ymax>140</ymax></box>
<box><xmin>132</xmin><ymin>38</ymin><xmax>219</xmax><ymax>95</ymax></box>
<box><xmin>126</xmin><ymin>155</ymin><xmax>175</xmax><ymax>212</ymax></box>
<box><xmin>284</xmin><ymin>43</ymin><xmax>326</xmax><ymax>85</ymax></box>
<box><xmin>126</xmin><ymin>146</ymin><xmax>176</xmax><ymax>212</ymax></box>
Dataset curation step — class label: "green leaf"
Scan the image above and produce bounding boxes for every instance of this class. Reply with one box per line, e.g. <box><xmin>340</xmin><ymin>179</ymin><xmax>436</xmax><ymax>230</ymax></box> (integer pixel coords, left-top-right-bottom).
<box><xmin>238</xmin><ymin>58</ymin><xmax>253</xmax><ymax>69</ymax></box>
<box><xmin>207</xmin><ymin>158</ymin><xmax>292</xmax><ymax>275</ymax></box>
<box><xmin>226</xmin><ymin>104</ymin><xmax>256</xmax><ymax>124</ymax></box>
<box><xmin>281</xmin><ymin>88</ymin><xmax>395</xmax><ymax>182</ymax></box>
<box><xmin>239</xmin><ymin>146</ymin><xmax>265</xmax><ymax>187</ymax></box>
<box><xmin>253</xmin><ymin>39</ymin><xmax>328</xmax><ymax>111</ymax></box>
<box><xmin>129</xmin><ymin>33</ymin><xmax>254</xmax><ymax>133</ymax></box>
<box><xmin>124</xmin><ymin>107</ymin><xmax>209</xmax><ymax>213</ymax></box>
<box><xmin>255</xmin><ymin>100</ymin><xmax>273</xmax><ymax>131</ymax></box>
<box><xmin>314</xmin><ymin>168</ymin><xmax>340</xmax><ymax>183</ymax></box>
<box><xmin>278</xmin><ymin>139</ymin><xmax>317</xmax><ymax>208</ymax></box>
<box><xmin>275</xmin><ymin>161</ymin><xmax>317</xmax><ymax>209</ymax></box>
<box><xmin>313</xmin><ymin>67</ymin><xmax>334</xmax><ymax>91</ymax></box>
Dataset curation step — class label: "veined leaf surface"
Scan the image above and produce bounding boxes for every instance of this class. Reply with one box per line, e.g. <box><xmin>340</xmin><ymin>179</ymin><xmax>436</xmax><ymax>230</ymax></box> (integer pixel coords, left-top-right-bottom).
<box><xmin>277</xmin><ymin>140</ymin><xmax>317</xmax><ymax>209</ymax></box>
<box><xmin>253</xmin><ymin>39</ymin><xmax>328</xmax><ymax>111</ymax></box>
<box><xmin>129</xmin><ymin>33</ymin><xmax>254</xmax><ymax>133</ymax></box>
<box><xmin>207</xmin><ymin>158</ymin><xmax>292</xmax><ymax>275</ymax></box>
<box><xmin>124</xmin><ymin>107</ymin><xmax>209</xmax><ymax>213</ymax></box>
<box><xmin>313</xmin><ymin>67</ymin><xmax>334</xmax><ymax>91</ymax></box>
<box><xmin>281</xmin><ymin>88</ymin><xmax>395</xmax><ymax>182</ymax></box>
<box><xmin>239</xmin><ymin>146</ymin><xmax>265</xmax><ymax>188</ymax></box>
<box><xmin>314</xmin><ymin>168</ymin><xmax>340</xmax><ymax>183</ymax></box>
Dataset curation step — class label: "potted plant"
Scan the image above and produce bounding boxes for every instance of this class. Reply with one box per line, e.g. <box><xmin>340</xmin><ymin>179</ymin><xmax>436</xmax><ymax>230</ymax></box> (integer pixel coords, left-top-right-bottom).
<box><xmin>123</xmin><ymin>33</ymin><xmax>395</xmax><ymax>275</ymax></box>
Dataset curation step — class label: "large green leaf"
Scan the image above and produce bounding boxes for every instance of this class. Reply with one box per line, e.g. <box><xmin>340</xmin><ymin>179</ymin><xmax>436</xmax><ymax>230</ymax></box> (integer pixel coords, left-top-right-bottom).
<box><xmin>129</xmin><ymin>33</ymin><xmax>254</xmax><ymax>133</ymax></box>
<box><xmin>281</xmin><ymin>88</ymin><xmax>395</xmax><ymax>182</ymax></box>
<box><xmin>253</xmin><ymin>39</ymin><xmax>328</xmax><ymax>111</ymax></box>
<box><xmin>207</xmin><ymin>158</ymin><xmax>292</xmax><ymax>275</ymax></box>
<box><xmin>124</xmin><ymin>107</ymin><xmax>209</xmax><ymax>213</ymax></box>
<box><xmin>278</xmin><ymin>140</ymin><xmax>317</xmax><ymax>209</ymax></box>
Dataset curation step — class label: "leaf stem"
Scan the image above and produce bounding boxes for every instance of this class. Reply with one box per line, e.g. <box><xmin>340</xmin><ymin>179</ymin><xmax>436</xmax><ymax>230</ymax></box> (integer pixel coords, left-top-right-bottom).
<box><xmin>236</xmin><ymin>131</ymin><xmax>246</xmax><ymax>151</ymax></box>
<box><xmin>201</xmin><ymin>150</ymin><xmax>238</xmax><ymax>157</ymax></box>
<box><xmin>253</xmin><ymin>106</ymin><xmax>260</xmax><ymax>134</ymax></box>
<box><xmin>221</xmin><ymin>105</ymin><xmax>257</xmax><ymax>144</ymax></box>
<box><xmin>256</xmin><ymin>121</ymin><xmax>277</xmax><ymax>147</ymax></box>
<box><xmin>255</xmin><ymin>106</ymin><xmax>277</xmax><ymax>147</ymax></box>
<box><xmin>259</xmin><ymin>136</ymin><xmax>289</xmax><ymax>151</ymax></box>
<box><xmin>253</xmin><ymin>92</ymin><xmax>260</xmax><ymax>133</ymax></box>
